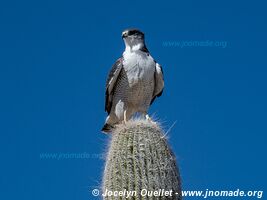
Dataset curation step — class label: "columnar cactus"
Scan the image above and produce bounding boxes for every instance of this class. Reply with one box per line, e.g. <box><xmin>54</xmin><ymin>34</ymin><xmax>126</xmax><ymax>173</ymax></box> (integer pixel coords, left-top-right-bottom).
<box><xmin>102</xmin><ymin>119</ymin><xmax>182</xmax><ymax>200</ymax></box>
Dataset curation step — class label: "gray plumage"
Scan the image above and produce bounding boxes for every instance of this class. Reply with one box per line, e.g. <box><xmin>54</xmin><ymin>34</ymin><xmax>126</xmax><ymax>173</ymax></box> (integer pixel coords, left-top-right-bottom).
<box><xmin>102</xmin><ymin>29</ymin><xmax>164</xmax><ymax>133</ymax></box>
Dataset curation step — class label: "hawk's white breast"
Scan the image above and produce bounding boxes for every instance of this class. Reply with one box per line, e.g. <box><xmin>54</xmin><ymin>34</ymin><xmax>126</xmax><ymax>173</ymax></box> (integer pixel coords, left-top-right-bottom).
<box><xmin>122</xmin><ymin>50</ymin><xmax>155</xmax><ymax>86</ymax></box>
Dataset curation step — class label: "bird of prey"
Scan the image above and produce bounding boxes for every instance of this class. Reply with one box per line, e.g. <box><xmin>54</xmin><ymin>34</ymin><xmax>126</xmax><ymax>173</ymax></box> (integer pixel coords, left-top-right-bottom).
<box><xmin>101</xmin><ymin>29</ymin><xmax>164</xmax><ymax>133</ymax></box>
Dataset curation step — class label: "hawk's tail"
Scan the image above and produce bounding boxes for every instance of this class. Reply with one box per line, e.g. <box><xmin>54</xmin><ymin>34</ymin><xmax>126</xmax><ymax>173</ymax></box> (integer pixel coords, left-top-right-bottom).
<box><xmin>101</xmin><ymin>123</ymin><xmax>114</xmax><ymax>134</ymax></box>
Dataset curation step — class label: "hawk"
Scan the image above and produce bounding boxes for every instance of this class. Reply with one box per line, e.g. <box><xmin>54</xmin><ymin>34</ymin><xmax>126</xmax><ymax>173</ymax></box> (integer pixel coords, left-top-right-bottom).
<box><xmin>101</xmin><ymin>29</ymin><xmax>164</xmax><ymax>133</ymax></box>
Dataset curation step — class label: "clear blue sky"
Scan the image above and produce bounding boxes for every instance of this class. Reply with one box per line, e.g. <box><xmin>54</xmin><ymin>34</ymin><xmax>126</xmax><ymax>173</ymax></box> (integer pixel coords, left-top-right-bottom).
<box><xmin>0</xmin><ymin>0</ymin><xmax>266</xmax><ymax>199</ymax></box>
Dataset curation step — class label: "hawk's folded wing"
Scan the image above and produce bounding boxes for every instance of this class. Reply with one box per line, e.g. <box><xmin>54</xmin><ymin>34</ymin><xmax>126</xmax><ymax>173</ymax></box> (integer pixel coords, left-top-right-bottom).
<box><xmin>105</xmin><ymin>58</ymin><xmax>123</xmax><ymax>114</ymax></box>
<box><xmin>151</xmin><ymin>63</ymin><xmax>164</xmax><ymax>105</ymax></box>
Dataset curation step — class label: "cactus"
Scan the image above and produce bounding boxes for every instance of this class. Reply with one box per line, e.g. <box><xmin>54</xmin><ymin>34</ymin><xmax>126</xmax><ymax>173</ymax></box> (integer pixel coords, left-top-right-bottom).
<box><xmin>102</xmin><ymin>119</ymin><xmax>182</xmax><ymax>200</ymax></box>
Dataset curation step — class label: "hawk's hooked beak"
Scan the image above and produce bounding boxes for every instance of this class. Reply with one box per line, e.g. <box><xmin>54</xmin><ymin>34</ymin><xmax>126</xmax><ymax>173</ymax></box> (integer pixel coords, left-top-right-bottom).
<box><xmin>122</xmin><ymin>31</ymin><xmax>128</xmax><ymax>39</ymax></box>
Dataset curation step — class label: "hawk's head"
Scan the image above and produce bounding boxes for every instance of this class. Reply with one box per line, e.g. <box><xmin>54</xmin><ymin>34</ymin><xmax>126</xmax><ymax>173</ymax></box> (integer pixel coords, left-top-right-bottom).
<box><xmin>122</xmin><ymin>29</ymin><xmax>146</xmax><ymax>51</ymax></box>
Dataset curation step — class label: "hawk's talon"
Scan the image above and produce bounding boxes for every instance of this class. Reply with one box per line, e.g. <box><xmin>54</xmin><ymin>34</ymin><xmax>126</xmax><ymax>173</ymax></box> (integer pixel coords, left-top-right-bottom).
<box><xmin>145</xmin><ymin>114</ymin><xmax>157</xmax><ymax>124</ymax></box>
<box><xmin>123</xmin><ymin>110</ymin><xmax>127</xmax><ymax>124</ymax></box>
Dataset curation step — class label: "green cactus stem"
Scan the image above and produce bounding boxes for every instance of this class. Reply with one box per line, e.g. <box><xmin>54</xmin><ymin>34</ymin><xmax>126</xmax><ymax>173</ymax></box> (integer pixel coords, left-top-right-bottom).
<box><xmin>102</xmin><ymin>119</ymin><xmax>182</xmax><ymax>200</ymax></box>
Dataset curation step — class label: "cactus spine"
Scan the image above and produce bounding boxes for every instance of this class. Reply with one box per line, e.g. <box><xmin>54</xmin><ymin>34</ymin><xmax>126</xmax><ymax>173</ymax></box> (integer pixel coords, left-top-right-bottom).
<box><xmin>102</xmin><ymin>120</ymin><xmax>182</xmax><ymax>200</ymax></box>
